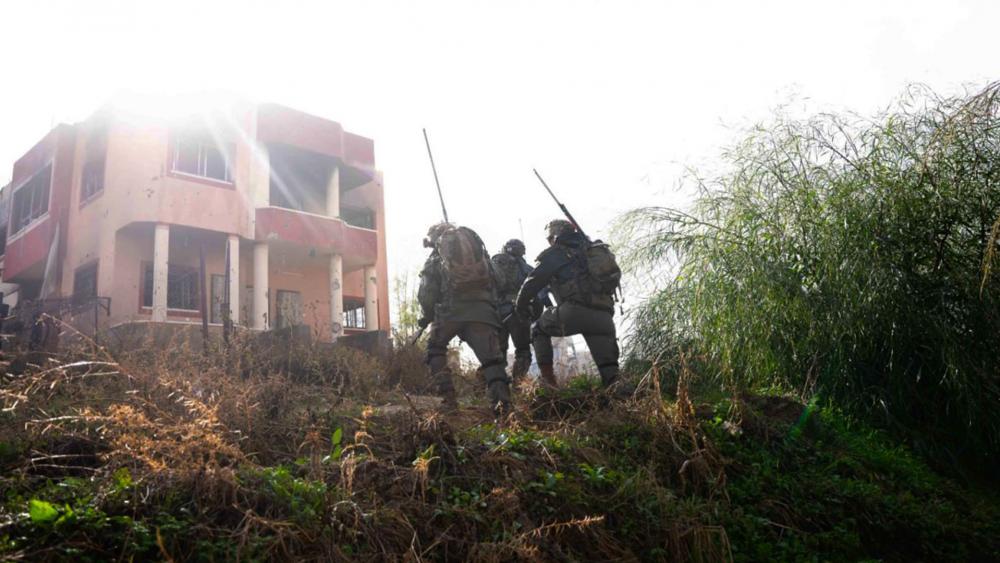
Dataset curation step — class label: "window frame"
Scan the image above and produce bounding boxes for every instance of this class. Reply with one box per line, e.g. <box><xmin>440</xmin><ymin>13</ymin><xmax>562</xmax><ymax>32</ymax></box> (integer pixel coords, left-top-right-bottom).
<box><xmin>343</xmin><ymin>297</ymin><xmax>366</xmax><ymax>329</ymax></box>
<box><xmin>9</xmin><ymin>164</ymin><xmax>53</xmax><ymax>239</ymax></box>
<box><xmin>169</xmin><ymin>134</ymin><xmax>235</xmax><ymax>186</ymax></box>
<box><xmin>80</xmin><ymin>159</ymin><xmax>105</xmax><ymax>205</ymax></box>
<box><xmin>274</xmin><ymin>289</ymin><xmax>303</xmax><ymax>329</ymax></box>
<box><xmin>140</xmin><ymin>261</ymin><xmax>202</xmax><ymax>314</ymax></box>
<box><xmin>73</xmin><ymin>262</ymin><xmax>99</xmax><ymax>303</ymax></box>
<box><xmin>80</xmin><ymin>126</ymin><xmax>107</xmax><ymax>206</ymax></box>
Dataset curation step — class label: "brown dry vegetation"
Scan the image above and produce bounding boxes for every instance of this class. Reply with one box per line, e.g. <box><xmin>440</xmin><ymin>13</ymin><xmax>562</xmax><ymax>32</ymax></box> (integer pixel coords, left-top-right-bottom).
<box><xmin>1</xmin><ymin>321</ymin><xmax>998</xmax><ymax>562</ymax></box>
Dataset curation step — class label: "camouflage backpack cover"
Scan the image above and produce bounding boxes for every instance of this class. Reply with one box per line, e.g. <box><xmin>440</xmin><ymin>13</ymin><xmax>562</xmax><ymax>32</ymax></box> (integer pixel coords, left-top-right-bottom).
<box><xmin>579</xmin><ymin>239</ymin><xmax>622</xmax><ymax>297</ymax></box>
<box><xmin>437</xmin><ymin>226</ymin><xmax>494</xmax><ymax>297</ymax></box>
<box><xmin>491</xmin><ymin>253</ymin><xmax>527</xmax><ymax>300</ymax></box>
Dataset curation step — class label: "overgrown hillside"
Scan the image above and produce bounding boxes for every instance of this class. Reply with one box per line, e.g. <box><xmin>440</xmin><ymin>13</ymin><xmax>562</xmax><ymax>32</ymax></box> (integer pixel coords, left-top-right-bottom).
<box><xmin>1</xmin><ymin>335</ymin><xmax>997</xmax><ymax>562</ymax></box>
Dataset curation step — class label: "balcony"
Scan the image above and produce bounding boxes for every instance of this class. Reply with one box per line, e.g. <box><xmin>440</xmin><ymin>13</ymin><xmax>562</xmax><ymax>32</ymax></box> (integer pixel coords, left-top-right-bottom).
<box><xmin>254</xmin><ymin>206</ymin><xmax>377</xmax><ymax>266</ymax></box>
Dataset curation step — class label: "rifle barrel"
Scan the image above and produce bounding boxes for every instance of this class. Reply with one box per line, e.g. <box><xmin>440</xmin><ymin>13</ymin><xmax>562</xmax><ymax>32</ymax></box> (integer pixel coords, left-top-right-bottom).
<box><xmin>423</xmin><ymin>129</ymin><xmax>449</xmax><ymax>223</ymax></box>
<box><xmin>533</xmin><ymin>169</ymin><xmax>586</xmax><ymax>238</ymax></box>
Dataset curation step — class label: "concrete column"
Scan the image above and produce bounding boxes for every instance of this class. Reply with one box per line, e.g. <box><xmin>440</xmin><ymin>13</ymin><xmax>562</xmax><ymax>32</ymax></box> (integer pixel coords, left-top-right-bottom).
<box><xmin>227</xmin><ymin>235</ymin><xmax>240</xmax><ymax>325</ymax></box>
<box><xmin>152</xmin><ymin>223</ymin><xmax>169</xmax><ymax>322</ymax></box>
<box><xmin>252</xmin><ymin>242</ymin><xmax>269</xmax><ymax>330</ymax></box>
<box><xmin>326</xmin><ymin>165</ymin><xmax>340</xmax><ymax>218</ymax></box>
<box><xmin>329</xmin><ymin>254</ymin><xmax>344</xmax><ymax>340</ymax></box>
<box><xmin>364</xmin><ymin>265</ymin><xmax>378</xmax><ymax>331</ymax></box>
<box><xmin>252</xmin><ymin>144</ymin><xmax>270</xmax><ymax>209</ymax></box>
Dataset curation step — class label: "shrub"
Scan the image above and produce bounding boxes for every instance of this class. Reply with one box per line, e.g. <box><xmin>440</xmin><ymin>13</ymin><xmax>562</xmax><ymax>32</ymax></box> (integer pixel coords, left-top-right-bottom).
<box><xmin>616</xmin><ymin>82</ymin><xmax>1000</xmax><ymax>476</ymax></box>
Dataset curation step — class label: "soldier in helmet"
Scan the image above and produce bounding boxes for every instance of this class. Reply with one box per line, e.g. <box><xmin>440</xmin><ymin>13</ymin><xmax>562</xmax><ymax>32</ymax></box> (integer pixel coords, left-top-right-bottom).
<box><xmin>491</xmin><ymin>239</ymin><xmax>542</xmax><ymax>384</ymax></box>
<box><xmin>515</xmin><ymin>220</ymin><xmax>621</xmax><ymax>390</ymax></box>
<box><xmin>418</xmin><ymin>222</ymin><xmax>513</xmax><ymax>415</ymax></box>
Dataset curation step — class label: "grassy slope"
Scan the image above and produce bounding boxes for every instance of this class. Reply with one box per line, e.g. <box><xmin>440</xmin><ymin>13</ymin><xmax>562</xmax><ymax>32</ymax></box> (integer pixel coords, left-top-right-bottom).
<box><xmin>1</xmin><ymin>349</ymin><xmax>998</xmax><ymax>562</ymax></box>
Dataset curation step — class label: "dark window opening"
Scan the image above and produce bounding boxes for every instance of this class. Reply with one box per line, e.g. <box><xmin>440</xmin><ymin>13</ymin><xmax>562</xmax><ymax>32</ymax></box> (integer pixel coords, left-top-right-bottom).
<box><xmin>343</xmin><ymin>298</ymin><xmax>366</xmax><ymax>329</ymax></box>
<box><xmin>275</xmin><ymin>289</ymin><xmax>303</xmax><ymax>328</ymax></box>
<box><xmin>73</xmin><ymin>263</ymin><xmax>99</xmax><ymax>303</ymax></box>
<box><xmin>11</xmin><ymin>165</ymin><xmax>52</xmax><ymax>235</ymax></box>
<box><xmin>341</xmin><ymin>207</ymin><xmax>375</xmax><ymax>229</ymax></box>
<box><xmin>171</xmin><ymin>135</ymin><xmax>233</xmax><ymax>183</ymax></box>
<box><xmin>81</xmin><ymin>127</ymin><xmax>107</xmax><ymax>202</ymax></box>
<box><xmin>142</xmin><ymin>262</ymin><xmax>200</xmax><ymax>311</ymax></box>
<box><xmin>82</xmin><ymin>161</ymin><xmax>104</xmax><ymax>201</ymax></box>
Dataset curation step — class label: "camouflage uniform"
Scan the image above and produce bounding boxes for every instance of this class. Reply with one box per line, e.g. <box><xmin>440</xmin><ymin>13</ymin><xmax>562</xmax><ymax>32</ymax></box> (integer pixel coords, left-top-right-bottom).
<box><xmin>515</xmin><ymin>221</ymin><xmax>620</xmax><ymax>388</ymax></box>
<box><xmin>492</xmin><ymin>239</ymin><xmax>536</xmax><ymax>382</ymax></box>
<box><xmin>418</xmin><ymin>223</ymin><xmax>511</xmax><ymax>413</ymax></box>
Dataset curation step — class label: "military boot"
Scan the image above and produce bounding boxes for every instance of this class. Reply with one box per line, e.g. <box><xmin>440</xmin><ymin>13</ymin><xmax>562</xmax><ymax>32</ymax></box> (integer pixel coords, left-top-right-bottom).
<box><xmin>511</xmin><ymin>355</ymin><xmax>532</xmax><ymax>384</ymax></box>
<box><xmin>538</xmin><ymin>364</ymin><xmax>558</xmax><ymax>390</ymax></box>
<box><xmin>600</xmin><ymin>365</ymin><xmax>634</xmax><ymax>400</ymax></box>
<box><xmin>435</xmin><ymin>370</ymin><xmax>459</xmax><ymax>412</ymax></box>
<box><xmin>486</xmin><ymin>380</ymin><xmax>513</xmax><ymax>417</ymax></box>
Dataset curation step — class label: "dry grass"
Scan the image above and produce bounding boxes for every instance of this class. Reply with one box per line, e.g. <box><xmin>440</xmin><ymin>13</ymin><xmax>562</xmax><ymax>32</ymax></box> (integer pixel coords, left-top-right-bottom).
<box><xmin>0</xmin><ymin>321</ymin><xmax>740</xmax><ymax>562</ymax></box>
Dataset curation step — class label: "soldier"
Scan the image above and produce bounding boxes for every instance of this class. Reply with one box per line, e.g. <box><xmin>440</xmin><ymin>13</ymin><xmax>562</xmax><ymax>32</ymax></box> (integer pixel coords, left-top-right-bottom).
<box><xmin>491</xmin><ymin>239</ymin><xmax>536</xmax><ymax>384</ymax></box>
<box><xmin>418</xmin><ymin>222</ymin><xmax>513</xmax><ymax>415</ymax></box>
<box><xmin>515</xmin><ymin>219</ymin><xmax>622</xmax><ymax>391</ymax></box>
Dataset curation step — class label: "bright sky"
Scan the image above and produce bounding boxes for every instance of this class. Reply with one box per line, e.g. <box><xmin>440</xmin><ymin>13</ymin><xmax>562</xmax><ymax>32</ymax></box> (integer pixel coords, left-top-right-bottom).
<box><xmin>2</xmin><ymin>0</ymin><xmax>998</xmax><ymax>325</ymax></box>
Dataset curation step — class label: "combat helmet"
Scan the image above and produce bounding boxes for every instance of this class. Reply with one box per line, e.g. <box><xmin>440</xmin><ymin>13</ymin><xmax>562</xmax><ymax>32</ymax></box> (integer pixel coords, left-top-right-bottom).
<box><xmin>424</xmin><ymin>222</ymin><xmax>454</xmax><ymax>248</ymax></box>
<box><xmin>545</xmin><ymin>219</ymin><xmax>575</xmax><ymax>242</ymax></box>
<box><xmin>502</xmin><ymin>238</ymin><xmax>526</xmax><ymax>257</ymax></box>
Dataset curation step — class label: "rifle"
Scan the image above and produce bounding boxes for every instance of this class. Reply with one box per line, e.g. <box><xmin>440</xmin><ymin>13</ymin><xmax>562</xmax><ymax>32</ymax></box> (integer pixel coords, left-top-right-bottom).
<box><xmin>408</xmin><ymin>324</ymin><xmax>428</xmax><ymax>346</ymax></box>
<box><xmin>533</xmin><ymin>169</ymin><xmax>586</xmax><ymax>239</ymax></box>
<box><xmin>423</xmin><ymin>129</ymin><xmax>450</xmax><ymax>222</ymax></box>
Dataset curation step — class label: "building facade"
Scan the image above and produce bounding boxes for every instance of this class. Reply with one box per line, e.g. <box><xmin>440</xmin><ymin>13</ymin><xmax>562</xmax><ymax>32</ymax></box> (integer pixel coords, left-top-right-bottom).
<box><xmin>0</xmin><ymin>97</ymin><xmax>389</xmax><ymax>341</ymax></box>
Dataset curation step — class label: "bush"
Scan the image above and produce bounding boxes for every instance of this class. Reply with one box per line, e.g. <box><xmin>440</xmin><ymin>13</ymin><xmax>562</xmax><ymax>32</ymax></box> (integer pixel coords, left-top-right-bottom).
<box><xmin>616</xmin><ymin>82</ymin><xmax>1000</xmax><ymax>476</ymax></box>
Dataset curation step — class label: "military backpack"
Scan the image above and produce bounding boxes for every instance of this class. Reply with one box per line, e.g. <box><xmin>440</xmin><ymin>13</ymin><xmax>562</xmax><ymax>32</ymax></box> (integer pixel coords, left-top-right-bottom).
<box><xmin>491</xmin><ymin>253</ymin><xmax>528</xmax><ymax>300</ymax></box>
<box><xmin>437</xmin><ymin>226</ymin><xmax>494</xmax><ymax>297</ymax></box>
<box><xmin>581</xmin><ymin>240</ymin><xmax>622</xmax><ymax>296</ymax></box>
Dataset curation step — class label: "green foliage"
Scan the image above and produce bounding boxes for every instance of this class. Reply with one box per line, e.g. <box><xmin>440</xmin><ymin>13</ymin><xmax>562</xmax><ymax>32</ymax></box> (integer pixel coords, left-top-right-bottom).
<box><xmin>28</xmin><ymin>499</ymin><xmax>58</xmax><ymax>524</ymax></box>
<box><xmin>253</xmin><ymin>466</ymin><xmax>328</xmax><ymax>526</ymax></box>
<box><xmin>617</xmin><ymin>82</ymin><xmax>1000</xmax><ymax>474</ymax></box>
<box><xmin>323</xmin><ymin>427</ymin><xmax>343</xmax><ymax>463</ymax></box>
<box><xmin>711</xmin><ymin>405</ymin><xmax>1000</xmax><ymax>562</ymax></box>
<box><xmin>391</xmin><ymin>271</ymin><xmax>423</xmax><ymax>345</ymax></box>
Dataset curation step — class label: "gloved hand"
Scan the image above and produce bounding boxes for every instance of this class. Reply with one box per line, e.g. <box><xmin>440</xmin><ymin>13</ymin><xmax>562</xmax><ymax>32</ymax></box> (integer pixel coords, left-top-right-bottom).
<box><xmin>418</xmin><ymin>317</ymin><xmax>431</xmax><ymax>329</ymax></box>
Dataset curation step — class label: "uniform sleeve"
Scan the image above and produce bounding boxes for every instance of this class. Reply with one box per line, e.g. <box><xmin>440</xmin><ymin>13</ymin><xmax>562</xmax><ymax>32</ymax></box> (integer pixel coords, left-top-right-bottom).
<box><xmin>417</xmin><ymin>255</ymin><xmax>442</xmax><ymax>321</ymax></box>
<box><xmin>515</xmin><ymin>249</ymin><xmax>564</xmax><ymax>311</ymax></box>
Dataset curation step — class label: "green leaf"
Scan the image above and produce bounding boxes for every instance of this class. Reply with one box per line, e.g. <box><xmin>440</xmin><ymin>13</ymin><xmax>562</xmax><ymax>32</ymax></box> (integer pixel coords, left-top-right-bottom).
<box><xmin>331</xmin><ymin>427</ymin><xmax>343</xmax><ymax>447</ymax></box>
<box><xmin>29</xmin><ymin>499</ymin><xmax>59</xmax><ymax>524</ymax></box>
<box><xmin>113</xmin><ymin>467</ymin><xmax>133</xmax><ymax>491</ymax></box>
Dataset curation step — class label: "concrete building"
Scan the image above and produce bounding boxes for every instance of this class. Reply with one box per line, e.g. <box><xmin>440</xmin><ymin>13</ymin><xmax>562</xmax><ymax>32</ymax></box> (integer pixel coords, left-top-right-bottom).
<box><xmin>0</xmin><ymin>96</ymin><xmax>389</xmax><ymax>342</ymax></box>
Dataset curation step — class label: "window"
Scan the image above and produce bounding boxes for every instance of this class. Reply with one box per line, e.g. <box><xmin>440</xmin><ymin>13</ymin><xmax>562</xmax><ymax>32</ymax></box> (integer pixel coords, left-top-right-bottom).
<box><xmin>275</xmin><ymin>290</ymin><xmax>302</xmax><ymax>328</ymax></box>
<box><xmin>11</xmin><ymin>165</ymin><xmax>51</xmax><ymax>235</ymax></box>
<box><xmin>81</xmin><ymin>161</ymin><xmax>104</xmax><ymax>201</ymax></box>
<box><xmin>142</xmin><ymin>263</ymin><xmax>200</xmax><ymax>311</ymax></box>
<box><xmin>171</xmin><ymin>135</ymin><xmax>233</xmax><ymax>183</ymax></box>
<box><xmin>343</xmin><ymin>299</ymin><xmax>366</xmax><ymax>329</ymax></box>
<box><xmin>81</xmin><ymin>127</ymin><xmax>107</xmax><ymax>202</ymax></box>
<box><xmin>73</xmin><ymin>263</ymin><xmax>99</xmax><ymax>303</ymax></box>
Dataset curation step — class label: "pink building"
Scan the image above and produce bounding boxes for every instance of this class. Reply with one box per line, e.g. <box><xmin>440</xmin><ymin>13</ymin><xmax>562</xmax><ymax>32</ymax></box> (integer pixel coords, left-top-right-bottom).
<box><xmin>0</xmin><ymin>96</ymin><xmax>389</xmax><ymax>342</ymax></box>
